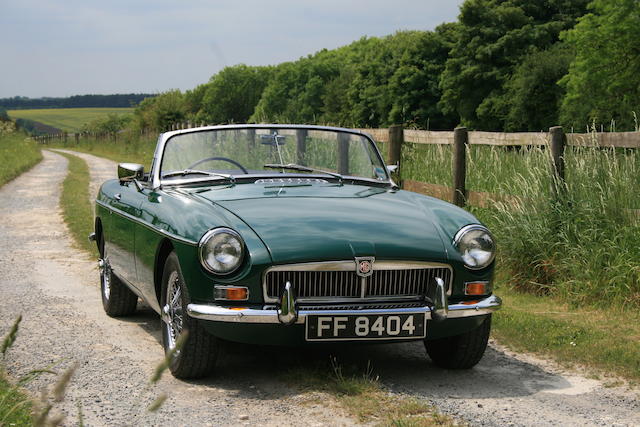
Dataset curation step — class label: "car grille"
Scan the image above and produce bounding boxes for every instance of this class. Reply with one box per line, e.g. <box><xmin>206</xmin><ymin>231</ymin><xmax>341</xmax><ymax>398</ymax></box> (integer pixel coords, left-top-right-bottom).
<box><xmin>264</xmin><ymin>264</ymin><xmax>452</xmax><ymax>302</ymax></box>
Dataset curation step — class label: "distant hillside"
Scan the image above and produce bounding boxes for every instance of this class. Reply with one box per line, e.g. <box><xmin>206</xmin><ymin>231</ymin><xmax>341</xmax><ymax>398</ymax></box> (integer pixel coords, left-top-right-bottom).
<box><xmin>0</xmin><ymin>93</ymin><xmax>154</xmax><ymax>109</ymax></box>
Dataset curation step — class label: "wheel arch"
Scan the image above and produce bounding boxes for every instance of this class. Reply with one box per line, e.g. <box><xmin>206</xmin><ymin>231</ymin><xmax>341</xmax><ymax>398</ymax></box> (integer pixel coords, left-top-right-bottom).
<box><xmin>95</xmin><ymin>217</ymin><xmax>104</xmax><ymax>257</ymax></box>
<box><xmin>154</xmin><ymin>238</ymin><xmax>175</xmax><ymax>306</ymax></box>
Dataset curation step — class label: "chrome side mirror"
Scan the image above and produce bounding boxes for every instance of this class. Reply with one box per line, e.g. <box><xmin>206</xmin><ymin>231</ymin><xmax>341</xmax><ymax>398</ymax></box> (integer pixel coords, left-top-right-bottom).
<box><xmin>386</xmin><ymin>164</ymin><xmax>398</xmax><ymax>174</ymax></box>
<box><xmin>118</xmin><ymin>163</ymin><xmax>144</xmax><ymax>191</ymax></box>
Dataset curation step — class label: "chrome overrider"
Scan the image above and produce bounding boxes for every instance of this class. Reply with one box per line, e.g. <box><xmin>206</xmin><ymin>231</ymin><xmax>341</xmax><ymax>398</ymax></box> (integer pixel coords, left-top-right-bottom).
<box><xmin>187</xmin><ymin>280</ymin><xmax>502</xmax><ymax>325</ymax></box>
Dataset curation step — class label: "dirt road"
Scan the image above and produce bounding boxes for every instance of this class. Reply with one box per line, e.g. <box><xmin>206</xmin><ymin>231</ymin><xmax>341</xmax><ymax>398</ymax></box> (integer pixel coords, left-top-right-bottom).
<box><xmin>0</xmin><ymin>149</ymin><xmax>638</xmax><ymax>426</ymax></box>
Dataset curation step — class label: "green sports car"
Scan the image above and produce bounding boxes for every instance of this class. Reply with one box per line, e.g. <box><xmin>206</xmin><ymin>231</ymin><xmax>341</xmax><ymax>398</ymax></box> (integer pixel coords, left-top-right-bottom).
<box><xmin>91</xmin><ymin>124</ymin><xmax>501</xmax><ymax>378</ymax></box>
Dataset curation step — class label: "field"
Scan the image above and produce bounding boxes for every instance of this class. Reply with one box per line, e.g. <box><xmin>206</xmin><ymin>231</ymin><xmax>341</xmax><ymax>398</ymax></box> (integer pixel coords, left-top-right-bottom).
<box><xmin>7</xmin><ymin>108</ymin><xmax>133</xmax><ymax>133</ymax></box>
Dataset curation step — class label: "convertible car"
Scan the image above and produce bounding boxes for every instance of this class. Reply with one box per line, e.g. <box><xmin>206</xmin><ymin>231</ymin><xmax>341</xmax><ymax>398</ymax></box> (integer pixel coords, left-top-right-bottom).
<box><xmin>90</xmin><ymin>124</ymin><xmax>501</xmax><ymax>378</ymax></box>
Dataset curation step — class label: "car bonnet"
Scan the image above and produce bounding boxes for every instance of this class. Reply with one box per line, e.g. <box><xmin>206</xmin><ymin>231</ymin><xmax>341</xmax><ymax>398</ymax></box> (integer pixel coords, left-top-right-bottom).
<box><xmin>188</xmin><ymin>182</ymin><xmax>449</xmax><ymax>265</ymax></box>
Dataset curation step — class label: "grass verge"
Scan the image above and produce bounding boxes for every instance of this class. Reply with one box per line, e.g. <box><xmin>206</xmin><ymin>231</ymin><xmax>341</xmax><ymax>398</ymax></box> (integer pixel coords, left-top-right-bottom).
<box><xmin>492</xmin><ymin>284</ymin><xmax>640</xmax><ymax>383</ymax></box>
<box><xmin>0</xmin><ymin>129</ymin><xmax>42</xmax><ymax>187</ymax></box>
<box><xmin>288</xmin><ymin>359</ymin><xmax>458</xmax><ymax>427</ymax></box>
<box><xmin>0</xmin><ymin>372</ymin><xmax>33</xmax><ymax>425</ymax></box>
<box><xmin>54</xmin><ymin>151</ymin><xmax>97</xmax><ymax>256</ymax></box>
<box><xmin>48</xmin><ymin>133</ymin><xmax>156</xmax><ymax>170</ymax></box>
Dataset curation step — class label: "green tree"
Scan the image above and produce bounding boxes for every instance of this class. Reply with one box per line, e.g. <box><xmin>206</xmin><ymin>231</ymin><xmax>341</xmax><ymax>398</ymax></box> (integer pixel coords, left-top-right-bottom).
<box><xmin>560</xmin><ymin>0</ymin><xmax>640</xmax><ymax>131</ymax></box>
<box><xmin>439</xmin><ymin>0</ymin><xmax>588</xmax><ymax>130</ymax></box>
<box><xmin>502</xmin><ymin>43</ymin><xmax>574</xmax><ymax>131</ymax></box>
<box><xmin>198</xmin><ymin>64</ymin><xmax>272</xmax><ymax>124</ymax></box>
<box><xmin>134</xmin><ymin>90</ymin><xmax>186</xmax><ymax>131</ymax></box>
<box><xmin>388</xmin><ymin>24</ymin><xmax>459</xmax><ymax>130</ymax></box>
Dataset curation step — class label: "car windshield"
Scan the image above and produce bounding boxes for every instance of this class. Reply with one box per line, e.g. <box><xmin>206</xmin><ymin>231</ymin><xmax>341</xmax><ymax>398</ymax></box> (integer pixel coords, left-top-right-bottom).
<box><xmin>160</xmin><ymin>127</ymin><xmax>388</xmax><ymax>182</ymax></box>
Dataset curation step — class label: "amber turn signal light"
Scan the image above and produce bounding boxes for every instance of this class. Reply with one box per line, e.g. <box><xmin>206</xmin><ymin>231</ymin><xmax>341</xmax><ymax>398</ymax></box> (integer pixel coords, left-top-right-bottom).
<box><xmin>464</xmin><ymin>281</ymin><xmax>488</xmax><ymax>296</ymax></box>
<box><xmin>214</xmin><ymin>286</ymin><xmax>249</xmax><ymax>301</ymax></box>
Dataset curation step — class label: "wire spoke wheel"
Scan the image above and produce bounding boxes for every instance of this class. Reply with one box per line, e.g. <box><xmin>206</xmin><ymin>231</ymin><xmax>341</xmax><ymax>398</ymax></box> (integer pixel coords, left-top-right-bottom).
<box><xmin>160</xmin><ymin>251</ymin><xmax>219</xmax><ymax>378</ymax></box>
<box><xmin>164</xmin><ymin>271</ymin><xmax>184</xmax><ymax>352</ymax></box>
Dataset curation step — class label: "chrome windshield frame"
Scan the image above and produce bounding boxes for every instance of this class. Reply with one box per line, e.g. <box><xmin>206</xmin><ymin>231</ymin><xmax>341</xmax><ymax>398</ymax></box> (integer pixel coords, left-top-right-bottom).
<box><xmin>150</xmin><ymin>124</ymin><xmax>391</xmax><ymax>190</ymax></box>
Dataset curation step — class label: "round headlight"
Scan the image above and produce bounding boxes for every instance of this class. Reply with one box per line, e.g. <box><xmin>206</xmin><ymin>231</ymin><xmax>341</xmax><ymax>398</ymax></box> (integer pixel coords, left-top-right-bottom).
<box><xmin>198</xmin><ymin>228</ymin><xmax>244</xmax><ymax>274</ymax></box>
<box><xmin>453</xmin><ymin>225</ymin><xmax>496</xmax><ymax>270</ymax></box>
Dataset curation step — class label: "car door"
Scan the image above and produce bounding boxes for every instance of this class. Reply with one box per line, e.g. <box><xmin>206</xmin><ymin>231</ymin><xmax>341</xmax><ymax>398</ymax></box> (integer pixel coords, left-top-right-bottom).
<box><xmin>106</xmin><ymin>182</ymin><xmax>144</xmax><ymax>288</ymax></box>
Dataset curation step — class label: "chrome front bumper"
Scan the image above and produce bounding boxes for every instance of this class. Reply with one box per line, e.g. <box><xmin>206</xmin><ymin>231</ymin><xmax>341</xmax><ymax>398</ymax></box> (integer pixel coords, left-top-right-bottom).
<box><xmin>186</xmin><ymin>294</ymin><xmax>502</xmax><ymax>324</ymax></box>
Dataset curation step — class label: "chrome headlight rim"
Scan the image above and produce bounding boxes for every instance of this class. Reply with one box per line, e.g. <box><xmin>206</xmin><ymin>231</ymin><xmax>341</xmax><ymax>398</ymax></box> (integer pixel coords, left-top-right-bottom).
<box><xmin>453</xmin><ymin>224</ymin><xmax>496</xmax><ymax>270</ymax></box>
<box><xmin>198</xmin><ymin>227</ymin><xmax>245</xmax><ymax>275</ymax></box>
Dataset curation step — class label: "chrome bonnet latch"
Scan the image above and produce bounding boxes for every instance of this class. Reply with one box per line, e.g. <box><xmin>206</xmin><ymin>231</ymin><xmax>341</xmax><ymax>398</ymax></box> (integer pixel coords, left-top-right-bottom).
<box><xmin>277</xmin><ymin>281</ymin><xmax>298</xmax><ymax>325</ymax></box>
<box><xmin>430</xmin><ymin>277</ymin><xmax>448</xmax><ymax>322</ymax></box>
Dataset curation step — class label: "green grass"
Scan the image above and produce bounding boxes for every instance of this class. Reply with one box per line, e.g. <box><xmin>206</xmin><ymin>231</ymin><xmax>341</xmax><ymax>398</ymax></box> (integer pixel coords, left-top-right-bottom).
<box><xmin>55</xmin><ymin>151</ymin><xmax>97</xmax><ymax>256</ymax></box>
<box><xmin>0</xmin><ymin>371</ymin><xmax>33</xmax><ymax>425</ymax></box>
<box><xmin>287</xmin><ymin>360</ymin><xmax>457</xmax><ymax>426</ymax></box>
<box><xmin>0</xmin><ymin>126</ymin><xmax>42</xmax><ymax>187</ymax></box>
<box><xmin>49</xmin><ymin>132</ymin><xmax>156</xmax><ymax>170</ymax></box>
<box><xmin>492</xmin><ymin>284</ymin><xmax>640</xmax><ymax>382</ymax></box>
<box><xmin>8</xmin><ymin>108</ymin><xmax>133</xmax><ymax>133</ymax></box>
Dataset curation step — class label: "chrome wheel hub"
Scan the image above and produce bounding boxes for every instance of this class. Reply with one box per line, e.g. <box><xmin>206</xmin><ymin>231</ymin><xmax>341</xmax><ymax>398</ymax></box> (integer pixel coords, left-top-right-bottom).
<box><xmin>100</xmin><ymin>258</ymin><xmax>111</xmax><ymax>300</ymax></box>
<box><xmin>163</xmin><ymin>271</ymin><xmax>183</xmax><ymax>351</ymax></box>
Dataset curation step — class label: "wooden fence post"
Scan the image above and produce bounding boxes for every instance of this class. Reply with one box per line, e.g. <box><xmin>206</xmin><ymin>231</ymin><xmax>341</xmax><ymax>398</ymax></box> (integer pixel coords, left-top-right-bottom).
<box><xmin>388</xmin><ymin>125</ymin><xmax>404</xmax><ymax>185</ymax></box>
<box><xmin>549</xmin><ymin>126</ymin><xmax>566</xmax><ymax>198</ymax></box>
<box><xmin>296</xmin><ymin>129</ymin><xmax>307</xmax><ymax>165</ymax></box>
<box><xmin>337</xmin><ymin>132</ymin><xmax>350</xmax><ymax>175</ymax></box>
<box><xmin>452</xmin><ymin>127</ymin><xmax>468</xmax><ymax>207</ymax></box>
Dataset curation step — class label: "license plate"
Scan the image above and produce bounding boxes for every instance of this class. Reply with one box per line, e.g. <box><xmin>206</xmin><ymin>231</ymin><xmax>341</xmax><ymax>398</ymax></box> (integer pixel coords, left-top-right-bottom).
<box><xmin>305</xmin><ymin>313</ymin><xmax>426</xmax><ymax>341</ymax></box>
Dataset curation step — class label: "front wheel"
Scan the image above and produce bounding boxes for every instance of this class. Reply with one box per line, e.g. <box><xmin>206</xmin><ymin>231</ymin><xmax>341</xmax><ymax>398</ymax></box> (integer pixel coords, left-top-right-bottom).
<box><xmin>424</xmin><ymin>315</ymin><xmax>491</xmax><ymax>369</ymax></box>
<box><xmin>161</xmin><ymin>252</ymin><xmax>218</xmax><ymax>379</ymax></box>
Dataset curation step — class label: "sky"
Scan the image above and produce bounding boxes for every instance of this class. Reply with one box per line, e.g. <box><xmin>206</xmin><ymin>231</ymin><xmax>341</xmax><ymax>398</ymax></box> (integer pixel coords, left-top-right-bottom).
<box><xmin>0</xmin><ymin>0</ymin><xmax>464</xmax><ymax>98</ymax></box>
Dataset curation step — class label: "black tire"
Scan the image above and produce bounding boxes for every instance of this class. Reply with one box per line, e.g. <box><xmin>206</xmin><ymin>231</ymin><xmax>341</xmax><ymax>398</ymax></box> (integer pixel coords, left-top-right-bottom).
<box><xmin>100</xmin><ymin>255</ymin><xmax>138</xmax><ymax>317</ymax></box>
<box><xmin>424</xmin><ymin>315</ymin><xmax>491</xmax><ymax>369</ymax></box>
<box><xmin>160</xmin><ymin>252</ymin><xmax>218</xmax><ymax>379</ymax></box>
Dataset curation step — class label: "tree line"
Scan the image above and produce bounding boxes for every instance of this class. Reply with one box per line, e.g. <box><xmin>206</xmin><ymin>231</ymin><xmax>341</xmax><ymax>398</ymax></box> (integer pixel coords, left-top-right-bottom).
<box><xmin>117</xmin><ymin>0</ymin><xmax>640</xmax><ymax>133</ymax></box>
<box><xmin>0</xmin><ymin>93</ymin><xmax>154</xmax><ymax>110</ymax></box>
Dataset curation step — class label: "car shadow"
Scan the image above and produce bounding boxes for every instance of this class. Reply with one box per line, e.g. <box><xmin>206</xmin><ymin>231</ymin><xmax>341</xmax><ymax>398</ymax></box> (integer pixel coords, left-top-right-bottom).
<box><xmin>117</xmin><ymin>305</ymin><xmax>573</xmax><ymax>402</ymax></box>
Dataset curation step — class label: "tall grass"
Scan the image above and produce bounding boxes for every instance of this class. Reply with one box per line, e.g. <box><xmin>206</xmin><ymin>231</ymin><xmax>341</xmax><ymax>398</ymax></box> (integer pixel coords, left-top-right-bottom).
<box><xmin>404</xmin><ymin>140</ymin><xmax>640</xmax><ymax>308</ymax></box>
<box><xmin>48</xmin><ymin>131</ymin><xmax>157</xmax><ymax>169</ymax></box>
<box><xmin>484</xmin><ymin>145</ymin><xmax>640</xmax><ymax>308</ymax></box>
<box><xmin>0</xmin><ymin>123</ymin><xmax>42</xmax><ymax>187</ymax></box>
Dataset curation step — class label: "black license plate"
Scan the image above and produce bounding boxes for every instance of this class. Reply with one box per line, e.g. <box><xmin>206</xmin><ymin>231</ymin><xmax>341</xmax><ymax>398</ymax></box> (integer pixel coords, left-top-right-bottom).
<box><xmin>305</xmin><ymin>313</ymin><xmax>426</xmax><ymax>341</ymax></box>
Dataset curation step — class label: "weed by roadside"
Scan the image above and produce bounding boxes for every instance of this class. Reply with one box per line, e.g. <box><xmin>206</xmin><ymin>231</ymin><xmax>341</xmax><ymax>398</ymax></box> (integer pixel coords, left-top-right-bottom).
<box><xmin>54</xmin><ymin>151</ymin><xmax>97</xmax><ymax>256</ymax></box>
<box><xmin>491</xmin><ymin>284</ymin><xmax>640</xmax><ymax>383</ymax></box>
<box><xmin>288</xmin><ymin>357</ymin><xmax>459</xmax><ymax>426</ymax></box>
<box><xmin>0</xmin><ymin>129</ymin><xmax>42</xmax><ymax>188</ymax></box>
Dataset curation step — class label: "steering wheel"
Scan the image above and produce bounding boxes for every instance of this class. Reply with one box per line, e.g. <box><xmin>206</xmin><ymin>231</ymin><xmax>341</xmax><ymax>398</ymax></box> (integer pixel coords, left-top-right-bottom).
<box><xmin>187</xmin><ymin>157</ymin><xmax>249</xmax><ymax>174</ymax></box>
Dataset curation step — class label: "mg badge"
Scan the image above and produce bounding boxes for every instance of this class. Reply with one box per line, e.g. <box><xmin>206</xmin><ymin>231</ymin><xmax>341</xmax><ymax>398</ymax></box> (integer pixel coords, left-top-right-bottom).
<box><xmin>355</xmin><ymin>257</ymin><xmax>375</xmax><ymax>278</ymax></box>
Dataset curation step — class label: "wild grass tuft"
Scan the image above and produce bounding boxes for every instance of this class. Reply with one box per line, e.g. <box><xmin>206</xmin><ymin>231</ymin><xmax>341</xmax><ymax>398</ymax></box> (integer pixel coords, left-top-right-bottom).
<box><xmin>0</xmin><ymin>129</ymin><xmax>42</xmax><ymax>187</ymax></box>
<box><xmin>286</xmin><ymin>357</ymin><xmax>457</xmax><ymax>426</ymax></box>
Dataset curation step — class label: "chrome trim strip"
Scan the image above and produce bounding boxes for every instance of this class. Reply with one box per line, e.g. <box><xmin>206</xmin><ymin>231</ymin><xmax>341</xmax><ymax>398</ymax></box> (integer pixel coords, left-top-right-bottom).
<box><xmin>186</xmin><ymin>295</ymin><xmax>502</xmax><ymax>324</ymax></box>
<box><xmin>95</xmin><ymin>199</ymin><xmax>198</xmax><ymax>246</ymax></box>
<box><xmin>262</xmin><ymin>261</ymin><xmax>454</xmax><ymax>303</ymax></box>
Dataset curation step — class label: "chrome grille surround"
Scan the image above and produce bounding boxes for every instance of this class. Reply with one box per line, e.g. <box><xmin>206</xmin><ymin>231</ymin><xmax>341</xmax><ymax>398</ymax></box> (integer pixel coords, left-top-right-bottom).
<box><xmin>262</xmin><ymin>261</ymin><xmax>453</xmax><ymax>303</ymax></box>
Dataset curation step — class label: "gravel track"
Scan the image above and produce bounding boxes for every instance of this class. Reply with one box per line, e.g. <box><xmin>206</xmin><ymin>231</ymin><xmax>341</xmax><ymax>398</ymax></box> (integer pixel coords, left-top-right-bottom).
<box><xmin>1</xmin><ymin>149</ymin><xmax>638</xmax><ymax>426</ymax></box>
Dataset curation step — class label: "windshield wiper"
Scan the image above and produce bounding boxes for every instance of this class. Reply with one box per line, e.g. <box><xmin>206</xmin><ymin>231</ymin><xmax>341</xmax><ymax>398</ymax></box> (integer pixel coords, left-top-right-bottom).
<box><xmin>263</xmin><ymin>163</ymin><xmax>343</xmax><ymax>183</ymax></box>
<box><xmin>162</xmin><ymin>169</ymin><xmax>235</xmax><ymax>184</ymax></box>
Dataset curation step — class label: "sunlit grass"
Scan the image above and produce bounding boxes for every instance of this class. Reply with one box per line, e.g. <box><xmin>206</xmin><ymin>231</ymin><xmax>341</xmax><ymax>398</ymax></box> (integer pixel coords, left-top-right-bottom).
<box><xmin>55</xmin><ymin>151</ymin><xmax>97</xmax><ymax>256</ymax></box>
<box><xmin>48</xmin><ymin>132</ymin><xmax>157</xmax><ymax>170</ymax></box>
<box><xmin>287</xmin><ymin>358</ymin><xmax>457</xmax><ymax>426</ymax></box>
<box><xmin>0</xmin><ymin>128</ymin><xmax>42</xmax><ymax>187</ymax></box>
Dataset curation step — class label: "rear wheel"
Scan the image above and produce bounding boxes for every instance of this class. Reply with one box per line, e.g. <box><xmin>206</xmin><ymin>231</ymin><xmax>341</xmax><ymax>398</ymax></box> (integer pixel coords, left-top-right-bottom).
<box><xmin>161</xmin><ymin>252</ymin><xmax>218</xmax><ymax>379</ymax></box>
<box><xmin>424</xmin><ymin>315</ymin><xmax>491</xmax><ymax>369</ymax></box>
<box><xmin>100</xmin><ymin>250</ymin><xmax>138</xmax><ymax>317</ymax></box>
